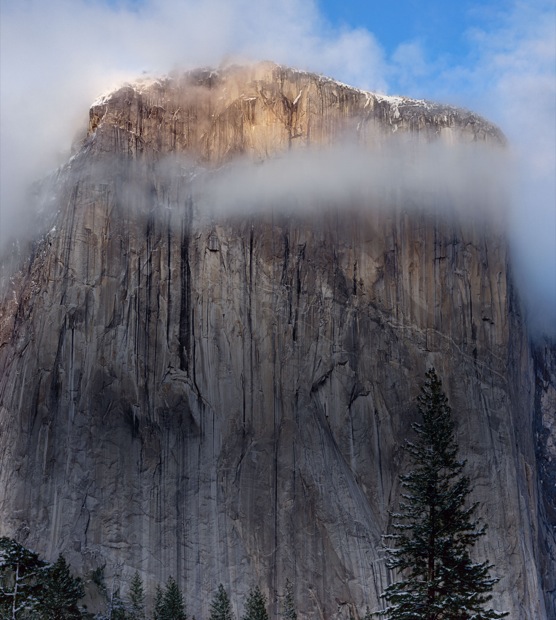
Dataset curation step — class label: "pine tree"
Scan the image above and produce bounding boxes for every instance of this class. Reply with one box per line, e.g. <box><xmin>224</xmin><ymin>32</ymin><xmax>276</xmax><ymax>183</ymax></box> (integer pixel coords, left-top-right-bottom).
<box><xmin>160</xmin><ymin>576</ymin><xmax>186</xmax><ymax>620</ymax></box>
<box><xmin>128</xmin><ymin>571</ymin><xmax>145</xmax><ymax>620</ymax></box>
<box><xmin>209</xmin><ymin>583</ymin><xmax>234</xmax><ymax>620</ymax></box>
<box><xmin>281</xmin><ymin>579</ymin><xmax>297</xmax><ymax>620</ymax></box>
<box><xmin>242</xmin><ymin>585</ymin><xmax>268</xmax><ymax>620</ymax></box>
<box><xmin>38</xmin><ymin>554</ymin><xmax>84</xmax><ymax>619</ymax></box>
<box><xmin>0</xmin><ymin>537</ymin><xmax>46</xmax><ymax>619</ymax></box>
<box><xmin>379</xmin><ymin>368</ymin><xmax>507</xmax><ymax>619</ymax></box>
<box><xmin>152</xmin><ymin>585</ymin><xmax>164</xmax><ymax>620</ymax></box>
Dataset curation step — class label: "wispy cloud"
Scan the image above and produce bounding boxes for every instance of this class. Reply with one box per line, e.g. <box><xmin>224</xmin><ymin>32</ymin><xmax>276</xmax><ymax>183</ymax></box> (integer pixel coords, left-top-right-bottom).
<box><xmin>0</xmin><ymin>0</ymin><xmax>385</xmax><ymax>243</ymax></box>
<box><xmin>192</xmin><ymin>142</ymin><xmax>508</xmax><ymax>224</ymax></box>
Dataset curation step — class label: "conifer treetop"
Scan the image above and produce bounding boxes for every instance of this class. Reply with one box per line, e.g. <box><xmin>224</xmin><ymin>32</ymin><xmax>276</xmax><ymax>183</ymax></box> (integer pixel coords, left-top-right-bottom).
<box><xmin>129</xmin><ymin>570</ymin><xmax>146</xmax><ymax>620</ymax></box>
<box><xmin>242</xmin><ymin>585</ymin><xmax>269</xmax><ymax>620</ymax></box>
<box><xmin>378</xmin><ymin>368</ymin><xmax>508</xmax><ymax>620</ymax></box>
<box><xmin>161</xmin><ymin>576</ymin><xmax>186</xmax><ymax>620</ymax></box>
<box><xmin>209</xmin><ymin>583</ymin><xmax>234</xmax><ymax>620</ymax></box>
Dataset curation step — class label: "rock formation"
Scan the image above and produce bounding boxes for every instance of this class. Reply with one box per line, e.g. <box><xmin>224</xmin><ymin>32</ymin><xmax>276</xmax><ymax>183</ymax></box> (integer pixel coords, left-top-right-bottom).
<box><xmin>0</xmin><ymin>62</ymin><xmax>554</xmax><ymax>618</ymax></box>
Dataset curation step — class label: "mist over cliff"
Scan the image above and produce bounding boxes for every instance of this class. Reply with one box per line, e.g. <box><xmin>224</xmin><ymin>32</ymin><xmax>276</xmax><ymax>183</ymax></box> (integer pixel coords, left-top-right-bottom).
<box><xmin>1</xmin><ymin>0</ymin><xmax>554</xmax><ymax>339</ymax></box>
<box><xmin>0</xmin><ymin>64</ymin><xmax>554</xmax><ymax>619</ymax></box>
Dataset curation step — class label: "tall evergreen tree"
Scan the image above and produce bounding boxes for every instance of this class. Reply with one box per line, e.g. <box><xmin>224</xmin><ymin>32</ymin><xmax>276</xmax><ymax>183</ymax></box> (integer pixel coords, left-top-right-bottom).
<box><xmin>242</xmin><ymin>586</ymin><xmax>268</xmax><ymax>620</ymax></box>
<box><xmin>38</xmin><ymin>554</ymin><xmax>84</xmax><ymax>619</ymax></box>
<box><xmin>160</xmin><ymin>576</ymin><xmax>186</xmax><ymax>620</ymax></box>
<box><xmin>378</xmin><ymin>369</ymin><xmax>507</xmax><ymax>619</ymax></box>
<box><xmin>209</xmin><ymin>583</ymin><xmax>234</xmax><ymax>620</ymax></box>
<box><xmin>128</xmin><ymin>571</ymin><xmax>145</xmax><ymax>620</ymax></box>
<box><xmin>281</xmin><ymin>579</ymin><xmax>297</xmax><ymax>620</ymax></box>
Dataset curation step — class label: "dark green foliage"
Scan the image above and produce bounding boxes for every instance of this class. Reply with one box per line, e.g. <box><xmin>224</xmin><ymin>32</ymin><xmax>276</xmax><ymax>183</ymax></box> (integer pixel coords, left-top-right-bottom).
<box><xmin>152</xmin><ymin>585</ymin><xmax>164</xmax><ymax>620</ymax></box>
<box><xmin>209</xmin><ymin>584</ymin><xmax>234</xmax><ymax>620</ymax></box>
<box><xmin>0</xmin><ymin>539</ymin><xmax>85</xmax><ymax>619</ymax></box>
<box><xmin>242</xmin><ymin>585</ymin><xmax>268</xmax><ymax>620</ymax></box>
<box><xmin>379</xmin><ymin>369</ymin><xmax>507</xmax><ymax>619</ymax></box>
<box><xmin>128</xmin><ymin>571</ymin><xmax>145</xmax><ymax>620</ymax></box>
<box><xmin>0</xmin><ymin>536</ymin><xmax>47</xmax><ymax>619</ymax></box>
<box><xmin>38</xmin><ymin>554</ymin><xmax>84</xmax><ymax>619</ymax></box>
<box><xmin>158</xmin><ymin>576</ymin><xmax>186</xmax><ymax>620</ymax></box>
<box><xmin>281</xmin><ymin>579</ymin><xmax>296</xmax><ymax>620</ymax></box>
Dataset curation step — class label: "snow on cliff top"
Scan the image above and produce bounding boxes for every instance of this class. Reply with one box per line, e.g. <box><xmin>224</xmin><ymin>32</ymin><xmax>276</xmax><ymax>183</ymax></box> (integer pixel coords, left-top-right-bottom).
<box><xmin>88</xmin><ymin>63</ymin><xmax>492</xmax><ymax>129</ymax></box>
<box><xmin>91</xmin><ymin>74</ymin><xmax>169</xmax><ymax>107</ymax></box>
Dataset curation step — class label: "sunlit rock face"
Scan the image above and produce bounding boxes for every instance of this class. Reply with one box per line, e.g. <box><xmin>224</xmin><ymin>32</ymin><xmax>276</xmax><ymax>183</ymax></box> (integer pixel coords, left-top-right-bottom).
<box><xmin>0</xmin><ymin>62</ymin><xmax>553</xmax><ymax>619</ymax></box>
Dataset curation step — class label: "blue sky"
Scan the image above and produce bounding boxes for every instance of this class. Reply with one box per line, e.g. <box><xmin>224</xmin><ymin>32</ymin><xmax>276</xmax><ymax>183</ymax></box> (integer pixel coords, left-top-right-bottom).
<box><xmin>320</xmin><ymin>0</ymin><xmax>483</xmax><ymax>58</ymax></box>
<box><xmin>1</xmin><ymin>0</ymin><xmax>555</xmax><ymax>334</ymax></box>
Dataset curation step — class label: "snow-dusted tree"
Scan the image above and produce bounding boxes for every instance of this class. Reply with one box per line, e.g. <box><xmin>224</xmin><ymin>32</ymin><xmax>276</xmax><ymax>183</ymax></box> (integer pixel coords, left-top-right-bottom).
<box><xmin>38</xmin><ymin>554</ymin><xmax>84</xmax><ymax>619</ymax></box>
<box><xmin>110</xmin><ymin>589</ymin><xmax>128</xmax><ymax>620</ymax></box>
<box><xmin>379</xmin><ymin>369</ymin><xmax>507</xmax><ymax>619</ymax></box>
<box><xmin>209</xmin><ymin>583</ymin><xmax>234</xmax><ymax>620</ymax></box>
<box><xmin>128</xmin><ymin>571</ymin><xmax>145</xmax><ymax>620</ymax></box>
<box><xmin>160</xmin><ymin>576</ymin><xmax>186</xmax><ymax>620</ymax></box>
<box><xmin>0</xmin><ymin>537</ymin><xmax>46</xmax><ymax>619</ymax></box>
<box><xmin>242</xmin><ymin>586</ymin><xmax>268</xmax><ymax>620</ymax></box>
<box><xmin>152</xmin><ymin>585</ymin><xmax>164</xmax><ymax>620</ymax></box>
<box><xmin>281</xmin><ymin>579</ymin><xmax>297</xmax><ymax>620</ymax></box>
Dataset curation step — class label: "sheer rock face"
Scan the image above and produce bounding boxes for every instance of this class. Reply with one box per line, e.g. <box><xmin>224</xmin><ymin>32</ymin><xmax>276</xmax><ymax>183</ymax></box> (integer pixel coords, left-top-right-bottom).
<box><xmin>0</xmin><ymin>63</ymin><xmax>553</xmax><ymax>618</ymax></box>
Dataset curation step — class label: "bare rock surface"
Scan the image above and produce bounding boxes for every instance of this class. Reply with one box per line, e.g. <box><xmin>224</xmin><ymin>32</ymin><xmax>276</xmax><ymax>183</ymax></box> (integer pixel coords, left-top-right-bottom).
<box><xmin>0</xmin><ymin>62</ymin><xmax>553</xmax><ymax>618</ymax></box>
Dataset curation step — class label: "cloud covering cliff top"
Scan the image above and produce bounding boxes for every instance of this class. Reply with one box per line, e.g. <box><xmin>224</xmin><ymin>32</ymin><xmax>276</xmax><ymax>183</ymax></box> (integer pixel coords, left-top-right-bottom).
<box><xmin>0</xmin><ymin>0</ymin><xmax>554</xmax><ymax>336</ymax></box>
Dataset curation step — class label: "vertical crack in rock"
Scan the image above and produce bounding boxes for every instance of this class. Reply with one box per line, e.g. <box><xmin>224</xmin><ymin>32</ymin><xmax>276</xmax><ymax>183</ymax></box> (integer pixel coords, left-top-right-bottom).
<box><xmin>179</xmin><ymin>195</ymin><xmax>192</xmax><ymax>374</ymax></box>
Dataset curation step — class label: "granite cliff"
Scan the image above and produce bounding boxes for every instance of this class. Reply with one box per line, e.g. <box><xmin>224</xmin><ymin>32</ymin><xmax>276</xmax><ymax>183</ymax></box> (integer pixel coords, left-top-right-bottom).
<box><xmin>0</xmin><ymin>62</ymin><xmax>554</xmax><ymax>618</ymax></box>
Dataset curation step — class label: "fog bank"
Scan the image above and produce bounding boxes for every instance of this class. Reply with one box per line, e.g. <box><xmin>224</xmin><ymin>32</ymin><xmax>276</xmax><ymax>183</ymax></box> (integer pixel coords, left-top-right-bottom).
<box><xmin>190</xmin><ymin>142</ymin><xmax>508</xmax><ymax>223</ymax></box>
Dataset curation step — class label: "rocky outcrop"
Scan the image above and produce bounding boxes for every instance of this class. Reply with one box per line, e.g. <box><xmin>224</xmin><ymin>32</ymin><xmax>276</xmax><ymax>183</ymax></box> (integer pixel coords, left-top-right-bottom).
<box><xmin>0</xmin><ymin>63</ymin><xmax>553</xmax><ymax>618</ymax></box>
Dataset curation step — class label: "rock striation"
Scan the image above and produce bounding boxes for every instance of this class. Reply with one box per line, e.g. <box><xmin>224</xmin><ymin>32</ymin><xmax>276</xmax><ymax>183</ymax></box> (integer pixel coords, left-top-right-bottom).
<box><xmin>0</xmin><ymin>62</ymin><xmax>554</xmax><ymax>618</ymax></box>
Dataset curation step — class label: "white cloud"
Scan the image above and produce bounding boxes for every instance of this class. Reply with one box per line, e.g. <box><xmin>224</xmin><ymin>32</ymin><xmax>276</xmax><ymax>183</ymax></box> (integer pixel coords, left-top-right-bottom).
<box><xmin>191</xmin><ymin>142</ymin><xmax>508</xmax><ymax>224</ymax></box>
<box><xmin>0</xmin><ymin>0</ymin><xmax>387</xmax><ymax>243</ymax></box>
